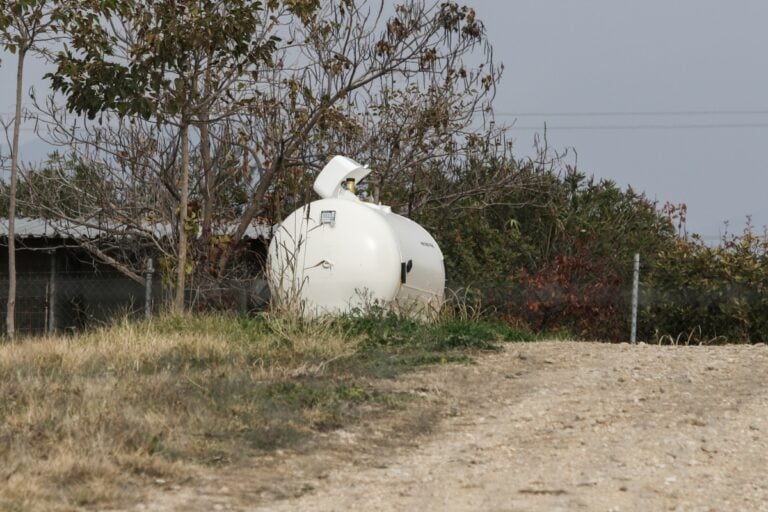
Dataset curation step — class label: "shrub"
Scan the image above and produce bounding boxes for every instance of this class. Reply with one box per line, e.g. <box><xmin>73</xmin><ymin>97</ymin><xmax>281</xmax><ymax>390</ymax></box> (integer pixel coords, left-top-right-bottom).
<box><xmin>642</xmin><ymin>223</ymin><xmax>768</xmax><ymax>343</ymax></box>
<box><xmin>418</xmin><ymin>158</ymin><xmax>675</xmax><ymax>341</ymax></box>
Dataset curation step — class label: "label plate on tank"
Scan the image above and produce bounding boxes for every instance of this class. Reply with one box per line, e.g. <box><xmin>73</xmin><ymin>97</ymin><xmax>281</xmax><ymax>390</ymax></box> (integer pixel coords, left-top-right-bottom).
<box><xmin>320</xmin><ymin>210</ymin><xmax>336</xmax><ymax>225</ymax></box>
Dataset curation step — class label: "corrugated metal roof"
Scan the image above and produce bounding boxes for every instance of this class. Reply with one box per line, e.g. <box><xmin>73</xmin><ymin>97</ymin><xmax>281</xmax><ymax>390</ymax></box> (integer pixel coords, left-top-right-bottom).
<box><xmin>0</xmin><ymin>217</ymin><xmax>272</xmax><ymax>240</ymax></box>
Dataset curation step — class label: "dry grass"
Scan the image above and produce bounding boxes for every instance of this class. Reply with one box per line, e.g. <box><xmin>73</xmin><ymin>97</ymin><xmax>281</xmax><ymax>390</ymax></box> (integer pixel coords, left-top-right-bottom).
<box><xmin>0</xmin><ymin>312</ymin><xmax>530</xmax><ymax>510</ymax></box>
<box><xmin>0</xmin><ymin>315</ymin><xmax>363</xmax><ymax>511</ymax></box>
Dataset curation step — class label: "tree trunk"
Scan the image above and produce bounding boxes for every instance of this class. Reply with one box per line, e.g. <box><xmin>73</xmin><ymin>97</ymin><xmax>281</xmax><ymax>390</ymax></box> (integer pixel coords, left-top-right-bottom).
<box><xmin>215</xmin><ymin>158</ymin><xmax>280</xmax><ymax>276</ymax></box>
<box><xmin>200</xmin><ymin>67</ymin><xmax>213</xmax><ymax>245</ymax></box>
<box><xmin>174</xmin><ymin>120</ymin><xmax>190</xmax><ymax>314</ymax></box>
<box><xmin>199</xmin><ymin>116</ymin><xmax>212</xmax><ymax>243</ymax></box>
<box><xmin>6</xmin><ymin>46</ymin><xmax>26</xmax><ymax>339</ymax></box>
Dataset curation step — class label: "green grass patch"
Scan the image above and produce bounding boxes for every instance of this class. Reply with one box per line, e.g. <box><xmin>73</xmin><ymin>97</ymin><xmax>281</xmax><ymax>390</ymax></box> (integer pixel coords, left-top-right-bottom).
<box><xmin>339</xmin><ymin>311</ymin><xmax>534</xmax><ymax>349</ymax></box>
<box><xmin>324</xmin><ymin>312</ymin><xmax>534</xmax><ymax>378</ymax></box>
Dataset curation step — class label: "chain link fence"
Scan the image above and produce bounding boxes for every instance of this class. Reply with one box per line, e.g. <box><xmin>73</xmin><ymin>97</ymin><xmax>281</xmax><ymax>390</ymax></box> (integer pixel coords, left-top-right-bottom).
<box><xmin>0</xmin><ymin>269</ymin><xmax>269</xmax><ymax>336</ymax></box>
<box><xmin>0</xmin><ymin>270</ymin><xmax>156</xmax><ymax>336</ymax></box>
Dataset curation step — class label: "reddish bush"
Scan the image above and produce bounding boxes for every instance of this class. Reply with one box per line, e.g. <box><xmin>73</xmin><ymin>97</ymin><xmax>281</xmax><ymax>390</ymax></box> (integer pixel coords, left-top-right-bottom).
<box><xmin>510</xmin><ymin>239</ymin><xmax>626</xmax><ymax>340</ymax></box>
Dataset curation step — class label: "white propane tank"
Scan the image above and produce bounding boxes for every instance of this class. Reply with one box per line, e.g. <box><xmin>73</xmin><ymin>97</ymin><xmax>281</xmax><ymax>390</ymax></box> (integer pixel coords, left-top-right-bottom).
<box><xmin>267</xmin><ymin>155</ymin><xmax>445</xmax><ymax>316</ymax></box>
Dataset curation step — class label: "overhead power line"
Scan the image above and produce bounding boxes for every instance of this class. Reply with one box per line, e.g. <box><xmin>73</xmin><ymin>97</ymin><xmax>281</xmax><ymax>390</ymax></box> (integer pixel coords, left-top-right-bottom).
<box><xmin>508</xmin><ymin>122</ymin><xmax>768</xmax><ymax>131</ymax></box>
<box><xmin>497</xmin><ymin>109</ymin><xmax>768</xmax><ymax>118</ymax></box>
<box><xmin>5</xmin><ymin>109</ymin><xmax>768</xmax><ymax>118</ymax></box>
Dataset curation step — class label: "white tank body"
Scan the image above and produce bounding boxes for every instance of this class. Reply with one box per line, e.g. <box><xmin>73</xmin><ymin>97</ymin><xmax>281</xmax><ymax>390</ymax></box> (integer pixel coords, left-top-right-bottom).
<box><xmin>268</xmin><ymin>157</ymin><xmax>445</xmax><ymax>315</ymax></box>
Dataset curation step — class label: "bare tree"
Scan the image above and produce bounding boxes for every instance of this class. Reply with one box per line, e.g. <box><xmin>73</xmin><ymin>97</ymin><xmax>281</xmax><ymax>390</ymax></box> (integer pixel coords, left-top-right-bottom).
<box><xmin>213</xmin><ymin>0</ymin><xmax>502</xmax><ymax>274</ymax></box>
<box><xmin>0</xmin><ymin>0</ymin><xmax>64</xmax><ymax>338</ymax></box>
<box><xmin>46</xmin><ymin>0</ymin><xmax>284</xmax><ymax>312</ymax></box>
<box><xmin>23</xmin><ymin>114</ymin><xmax>181</xmax><ymax>285</ymax></box>
<box><xmin>26</xmin><ymin>0</ymin><xmax>509</xmax><ymax>304</ymax></box>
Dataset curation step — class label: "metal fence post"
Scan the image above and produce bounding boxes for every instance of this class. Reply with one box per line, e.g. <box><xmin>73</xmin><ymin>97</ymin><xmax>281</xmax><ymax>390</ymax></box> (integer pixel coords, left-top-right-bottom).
<box><xmin>145</xmin><ymin>257</ymin><xmax>154</xmax><ymax>320</ymax></box>
<box><xmin>630</xmin><ymin>253</ymin><xmax>640</xmax><ymax>344</ymax></box>
<box><xmin>47</xmin><ymin>249</ymin><xmax>56</xmax><ymax>335</ymax></box>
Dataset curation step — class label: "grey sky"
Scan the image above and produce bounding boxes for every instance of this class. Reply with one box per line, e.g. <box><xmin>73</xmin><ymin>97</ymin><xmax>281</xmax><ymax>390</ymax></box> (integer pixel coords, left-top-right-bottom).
<box><xmin>2</xmin><ymin>0</ymin><xmax>767</xmax><ymax>238</ymax></box>
<box><xmin>479</xmin><ymin>0</ymin><xmax>768</xmax><ymax>238</ymax></box>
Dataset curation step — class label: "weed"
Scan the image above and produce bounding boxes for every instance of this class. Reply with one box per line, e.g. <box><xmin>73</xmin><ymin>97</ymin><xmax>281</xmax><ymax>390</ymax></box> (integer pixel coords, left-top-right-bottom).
<box><xmin>440</xmin><ymin>287</ymin><xmax>487</xmax><ymax>322</ymax></box>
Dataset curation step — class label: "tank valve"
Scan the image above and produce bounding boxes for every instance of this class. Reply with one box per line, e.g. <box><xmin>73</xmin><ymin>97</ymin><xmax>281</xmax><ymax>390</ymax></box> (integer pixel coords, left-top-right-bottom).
<box><xmin>345</xmin><ymin>178</ymin><xmax>356</xmax><ymax>195</ymax></box>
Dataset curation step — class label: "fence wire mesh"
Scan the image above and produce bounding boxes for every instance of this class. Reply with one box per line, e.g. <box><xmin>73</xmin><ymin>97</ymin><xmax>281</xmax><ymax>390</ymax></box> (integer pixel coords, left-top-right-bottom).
<box><xmin>0</xmin><ymin>271</ymin><xmax>152</xmax><ymax>335</ymax></box>
<box><xmin>0</xmin><ymin>270</ymin><xmax>269</xmax><ymax>336</ymax></box>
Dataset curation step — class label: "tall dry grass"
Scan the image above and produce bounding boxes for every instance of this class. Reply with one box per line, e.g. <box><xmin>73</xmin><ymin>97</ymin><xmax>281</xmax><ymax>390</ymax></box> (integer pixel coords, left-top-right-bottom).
<box><xmin>0</xmin><ymin>314</ymin><xmax>360</xmax><ymax>511</ymax></box>
<box><xmin>0</xmin><ymin>304</ymin><xmax>530</xmax><ymax>510</ymax></box>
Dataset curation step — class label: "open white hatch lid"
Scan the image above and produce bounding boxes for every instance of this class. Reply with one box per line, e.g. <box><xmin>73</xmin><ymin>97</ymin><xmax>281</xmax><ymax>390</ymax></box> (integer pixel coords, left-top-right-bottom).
<box><xmin>313</xmin><ymin>155</ymin><xmax>371</xmax><ymax>199</ymax></box>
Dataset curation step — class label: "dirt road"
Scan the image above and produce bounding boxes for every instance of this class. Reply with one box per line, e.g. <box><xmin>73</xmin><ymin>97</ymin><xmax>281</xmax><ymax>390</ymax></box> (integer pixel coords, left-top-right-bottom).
<box><xmin>134</xmin><ymin>342</ymin><xmax>768</xmax><ymax>512</ymax></box>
